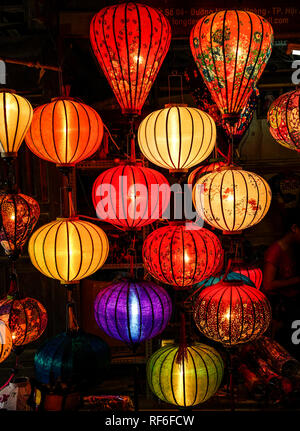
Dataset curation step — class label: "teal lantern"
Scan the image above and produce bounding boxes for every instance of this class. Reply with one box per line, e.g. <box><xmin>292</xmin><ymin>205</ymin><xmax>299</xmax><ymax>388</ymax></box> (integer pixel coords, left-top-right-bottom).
<box><xmin>147</xmin><ymin>342</ymin><xmax>224</xmax><ymax>407</ymax></box>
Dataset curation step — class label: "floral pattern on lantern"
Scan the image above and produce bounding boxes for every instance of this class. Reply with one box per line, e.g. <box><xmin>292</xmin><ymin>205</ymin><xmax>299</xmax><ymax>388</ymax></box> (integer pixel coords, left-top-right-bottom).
<box><xmin>138</xmin><ymin>106</ymin><xmax>216</xmax><ymax>171</ymax></box>
<box><xmin>190</xmin><ymin>10</ymin><xmax>273</xmax><ymax>118</ymax></box>
<box><xmin>0</xmin><ymin>320</ymin><xmax>12</xmax><ymax>363</ymax></box>
<box><xmin>90</xmin><ymin>2</ymin><xmax>171</xmax><ymax>115</ymax></box>
<box><xmin>0</xmin><ymin>296</ymin><xmax>47</xmax><ymax>346</ymax></box>
<box><xmin>147</xmin><ymin>342</ymin><xmax>224</xmax><ymax>407</ymax></box>
<box><xmin>92</xmin><ymin>163</ymin><xmax>170</xmax><ymax>230</ymax></box>
<box><xmin>28</xmin><ymin>218</ymin><xmax>109</xmax><ymax>284</ymax></box>
<box><xmin>35</xmin><ymin>331</ymin><xmax>110</xmax><ymax>387</ymax></box>
<box><xmin>0</xmin><ymin>193</ymin><xmax>40</xmax><ymax>256</ymax></box>
<box><xmin>267</xmin><ymin>88</ymin><xmax>300</xmax><ymax>152</ymax></box>
<box><xmin>142</xmin><ymin>222</ymin><xmax>224</xmax><ymax>289</ymax></box>
<box><xmin>193</xmin><ymin>280</ymin><xmax>271</xmax><ymax>346</ymax></box>
<box><xmin>25</xmin><ymin>98</ymin><xmax>103</xmax><ymax>166</ymax></box>
<box><xmin>193</xmin><ymin>166</ymin><xmax>272</xmax><ymax>233</ymax></box>
<box><xmin>94</xmin><ymin>279</ymin><xmax>172</xmax><ymax>347</ymax></box>
<box><xmin>0</xmin><ymin>91</ymin><xmax>33</xmax><ymax>157</ymax></box>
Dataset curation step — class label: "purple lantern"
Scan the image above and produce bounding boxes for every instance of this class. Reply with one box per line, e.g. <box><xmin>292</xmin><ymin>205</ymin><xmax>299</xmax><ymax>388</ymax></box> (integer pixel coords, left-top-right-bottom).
<box><xmin>94</xmin><ymin>279</ymin><xmax>172</xmax><ymax>347</ymax></box>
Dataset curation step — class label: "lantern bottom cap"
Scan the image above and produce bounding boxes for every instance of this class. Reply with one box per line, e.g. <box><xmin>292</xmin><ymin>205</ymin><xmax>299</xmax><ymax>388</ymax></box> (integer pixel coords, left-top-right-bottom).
<box><xmin>222</xmin><ymin>230</ymin><xmax>243</xmax><ymax>235</ymax></box>
<box><xmin>1</xmin><ymin>152</ymin><xmax>17</xmax><ymax>158</ymax></box>
<box><xmin>169</xmin><ymin>168</ymin><xmax>189</xmax><ymax>173</ymax></box>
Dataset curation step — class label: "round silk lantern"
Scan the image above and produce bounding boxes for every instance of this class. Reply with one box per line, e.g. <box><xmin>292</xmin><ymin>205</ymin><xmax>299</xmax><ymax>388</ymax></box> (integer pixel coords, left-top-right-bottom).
<box><xmin>0</xmin><ymin>320</ymin><xmax>13</xmax><ymax>363</ymax></box>
<box><xmin>147</xmin><ymin>342</ymin><xmax>224</xmax><ymax>407</ymax></box>
<box><xmin>190</xmin><ymin>10</ymin><xmax>273</xmax><ymax>121</ymax></box>
<box><xmin>90</xmin><ymin>2</ymin><xmax>171</xmax><ymax>115</ymax></box>
<box><xmin>193</xmin><ymin>280</ymin><xmax>271</xmax><ymax>346</ymax></box>
<box><xmin>137</xmin><ymin>106</ymin><xmax>216</xmax><ymax>171</ymax></box>
<box><xmin>0</xmin><ymin>296</ymin><xmax>47</xmax><ymax>346</ymax></box>
<box><xmin>188</xmin><ymin>161</ymin><xmax>226</xmax><ymax>188</ymax></box>
<box><xmin>94</xmin><ymin>279</ymin><xmax>172</xmax><ymax>347</ymax></box>
<box><xmin>142</xmin><ymin>222</ymin><xmax>223</xmax><ymax>289</ymax></box>
<box><xmin>28</xmin><ymin>217</ymin><xmax>109</xmax><ymax>284</ymax></box>
<box><xmin>25</xmin><ymin>97</ymin><xmax>103</xmax><ymax>166</ymax></box>
<box><xmin>34</xmin><ymin>331</ymin><xmax>110</xmax><ymax>387</ymax></box>
<box><xmin>193</xmin><ymin>166</ymin><xmax>272</xmax><ymax>233</ymax></box>
<box><xmin>0</xmin><ymin>90</ymin><xmax>33</xmax><ymax>158</ymax></box>
<box><xmin>267</xmin><ymin>88</ymin><xmax>300</xmax><ymax>152</ymax></box>
<box><xmin>0</xmin><ymin>193</ymin><xmax>40</xmax><ymax>256</ymax></box>
<box><xmin>92</xmin><ymin>163</ymin><xmax>170</xmax><ymax>230</ymax></box>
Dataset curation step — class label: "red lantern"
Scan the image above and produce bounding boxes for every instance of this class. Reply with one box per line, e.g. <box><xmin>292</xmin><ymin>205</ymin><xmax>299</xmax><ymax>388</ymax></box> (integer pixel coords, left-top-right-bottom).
<box><xmin>188</xmin><ymin>161</ymin><xmax>226</xmax><ymax>188</ymax></box>
<box><xmin>193</xmin><ymin>280</ymin><xmax>271</xmax><ymax>346</ymax></box>
<box><xmin>90</xmin><ymin>2</ymin><xmax>171</xmax><ymax>115</ymax></box>
<box><xmin>0</xmin><ymin>295</ymin><xmax>47</xmax><ymax>346</ymax></box>
<box><xmin>92</xmin><ymin>162</ymin><xmax>170</xmax><ymax>230</ymax></box>
<box><xmin>267</xmin><ymin>88</ymin><xmax>300</xmax><ymax>152</ymax></box>
<box><xmin>142</xmin><ymin>222</ymin><xmax>224</xmax><ymax>289</ymax></box>
<box><xmin>25</xmin><ymin>97</ymin><xmax>103</xmax><ymax>166</ymax></box>
<box><xmin>0</xmin><ymin>193</ymin><xmax>40</xmax><ymax>257</ymax></box>
<box><xmin>190</xmin><ymin>10</ymin><xmax>273</xmax><ymax>121</ymax></box>
<box><xmin>231</xmin><ymin>260</ymin><xmax>263</xmax><ymax>290</ymax></box>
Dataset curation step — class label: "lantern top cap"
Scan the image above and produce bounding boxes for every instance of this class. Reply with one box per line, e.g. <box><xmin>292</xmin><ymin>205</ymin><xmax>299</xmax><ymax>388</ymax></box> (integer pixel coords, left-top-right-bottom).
<box><xmin>164</xmin><ymin>103</ymin><xmax>189</xmax><ymax>108</ymax></box>
<box><xmin>0</xmin><ymin>89</ymin><xmax>16</xmax><ymax>94</ymax></box>
<box><xmin>56</xmin><ymin>216</ymin><xmax>80</xmax><ymax>222</ymax></box>
<box><xmin>50</xmin><ymin>96</ymin><xmax>84</xmax><ymax>103</ymax></box>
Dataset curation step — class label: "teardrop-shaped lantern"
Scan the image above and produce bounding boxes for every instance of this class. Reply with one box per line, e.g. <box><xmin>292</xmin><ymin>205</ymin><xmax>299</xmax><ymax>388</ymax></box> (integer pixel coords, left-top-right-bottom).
<box><xmin>90</xmin><ymin>2</ymin><xmax>171</xmax><ymax>115</ymax></box>
<box><xmin>25</xmin><ymin>98</ymin><xmax>103</xmax><ymax>166</ymax></box>
<box><xmin>190</xmin><ymin>10</ymin><xmax>273</xmax><ymax>122</ymax></box>
<box><xmin>0</xmin><ymin>192</ymin><xmax>40</xmax><ymax>257</ymax></box>
<box><xmin>0</xmin><ymin>90</ymin><xmax>33</xmax><ymax>158</ymax></box>
<box><xmin>28</xmin><ymin>218</ymin><xmax>109</xmax><ymax>284</ymax></box>
<box><xmin>138</xmin><ymin>105</ymin><xmax>216</xmax><ymax>172</ymax></box>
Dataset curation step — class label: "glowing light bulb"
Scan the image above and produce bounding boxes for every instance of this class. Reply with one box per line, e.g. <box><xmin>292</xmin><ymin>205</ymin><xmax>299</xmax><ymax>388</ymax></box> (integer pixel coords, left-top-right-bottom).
<box><xmin>133</xmin><ymin>55</ymin><xmax>143</xmax><ymax>64</ymax></box>
<box><xmin>184</xmin><ymin>253</ymin><xmax>190</xmax><ymax>263</ymax></box>
<box><xmin>226</xmin><ymin>193</ymin><xmax>234</xmax><ymax>202</ymax></box>
<box><xmin>224</xmin><ymin>309</ymin><xmax>231</xmax><ymax>321</ymax></box>
<box><xmin>10</xmin><ymin>214</ymin><xmax>15</xmax><ymax>221</ymax></box>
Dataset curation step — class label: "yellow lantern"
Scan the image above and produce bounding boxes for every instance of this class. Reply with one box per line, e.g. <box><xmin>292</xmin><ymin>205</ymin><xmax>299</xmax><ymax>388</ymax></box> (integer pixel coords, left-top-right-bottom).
<box><xmin>137</xmin><ymin>105</ymin><xmax>216</xmax><ymax>172</ymax></box>
<box><xmin>193</xmin><ymin>166</ymin><xmax>271</xmax><ymax>233</ymax></box>
<box><xmin>0</xmin><ymin>90</ymin><xmax>33</xmax><ymax>158</ymax></box>
<box><xmin>0</xmin><ymin>319</ymin><xmax>12</xmax><ymax>363</ymax></box>
<box><xmin>28</xmin><ymin>218</ymin><xmax>109</xmax><ymax>284</ymax></box>
<box><xmin>147</xmin><ymin>342</ymin><xmax>224</xmax><ymax>407</ymax></box>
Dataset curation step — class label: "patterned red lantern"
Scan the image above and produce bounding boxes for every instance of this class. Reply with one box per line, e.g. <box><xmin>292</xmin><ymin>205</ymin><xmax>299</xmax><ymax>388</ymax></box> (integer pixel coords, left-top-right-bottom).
<box><xmin>92</xmin><ymin>162</ymin><xmax>170</xmax><ymax>230</ymax></box>
<box><xmin>188</xmin><ymin>161</ymin><xmax>226</xmax><ymax>188</ymax></box>
<box><xmin>267</xmin><ymin>88</ymin><xmax>300</xmax><ymax>152</ymax></box>
<box><xmin>25</xmin><ymin>97</ymin><xmax>103</xmax><ymax>166</ymax></box>
<box><xmin>90</xmin><ymin>2</ymin><xmax>171</xmax><ymax>115</ymax></box>
<box><xmin>0</xmin><ymin>294</ymin><xmax>47</xmax><ymax>346</ymax></box>
<box><xmin>190</xmin><ymin>10</ymin><xmax>273</xmax><ymax>122</ymax></box>
<box><xmin>0</xmin><ymin>193</ymin><xmax>40</xmax><ymax>257</ymax></box>
<box><xmin>142</xmin><ymin>222</ymin><xmax>224</xmax><ymax>289</ymax></box>
<box><xmin>231</xmin><ymin>260</ymin><xmax>263</xmax><ymax>289</ymax></box>
<box><xmin>193</xmin><ymin>280</ymin><xmax>271</xmax><ymax>346</ymax></box>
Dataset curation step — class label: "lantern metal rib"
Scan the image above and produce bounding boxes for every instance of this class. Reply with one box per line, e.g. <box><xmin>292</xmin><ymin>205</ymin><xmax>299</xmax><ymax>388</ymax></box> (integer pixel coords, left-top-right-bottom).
<box><xmin>193</xmin><ymin>281</ymin><xmax>271</xmax><ymax>346</ymax></box>
<box><xmin>138</xmin><ymin>106</ymin><xmax>216</xmax><ymax>171</ymax></box>
<box><xmin>90</xmin><ymin>2</ymin><xmax>171</xmax><ymax>115</ymax></box>
<box><xmin>190</xmin><ymin>10</ymin><xmax>273</xmax><ymax>118</ymax></box>
<box><xmin>94</xmin><ymin>279</ymin><xmax>172</xmax><ymax>347</ymax></box>
<box><xmin>142</xmin><ymin>222</ymin><xmax>223</xmax><ymax>289</ymax></box>
<box><xmin>147</xmin><ymin>342</ymin><xmax>224</xmax><ymax>407</ymax></box>
<box><xmin>25</xmin><ymin>98</ymin><xmax>104</xmax><ymax>166</ymax></box>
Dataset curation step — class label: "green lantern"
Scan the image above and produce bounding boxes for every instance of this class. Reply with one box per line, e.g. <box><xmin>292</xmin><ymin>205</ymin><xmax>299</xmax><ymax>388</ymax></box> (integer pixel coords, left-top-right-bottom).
<box><xmin>147</xmin><ymin>342</ymin><xmax>224</xmax><ymax>407</ymax></box>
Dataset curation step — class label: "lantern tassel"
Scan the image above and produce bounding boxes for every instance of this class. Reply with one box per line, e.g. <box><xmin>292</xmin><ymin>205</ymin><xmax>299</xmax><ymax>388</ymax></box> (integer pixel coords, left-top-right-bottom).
<box><xmin>176</xmin><ymin>312</ymin><xmax>188</xmax><ymax>364</ymax></box>
<box><xmin>66</xmin><ymin>289</ymin><xmax>80</xmax><ymax>333</ymax></box>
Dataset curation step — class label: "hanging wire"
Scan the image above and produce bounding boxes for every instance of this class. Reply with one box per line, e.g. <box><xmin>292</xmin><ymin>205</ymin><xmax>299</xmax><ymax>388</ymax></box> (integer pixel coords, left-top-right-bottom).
<box><xmin>103</xmin><ymin>123</ymin><xmax>120</xmax><ymax>151</ymax></box>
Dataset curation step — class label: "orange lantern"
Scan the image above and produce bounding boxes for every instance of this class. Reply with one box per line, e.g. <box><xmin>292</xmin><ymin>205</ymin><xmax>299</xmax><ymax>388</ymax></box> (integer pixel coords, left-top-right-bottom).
<box><xmin>25</xmin><ymin>97</ymin><xmax>103</xmax><ymax>166</ymax></box>
<box><xmin>0</xmin><ymin>320</ymin><xmax>12</xmax><ymax>363</ymax></box>
<box><xmin>190</xmin><ymin>10</ymin><xmax>273</xmax><ymax>122</ymax></box>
